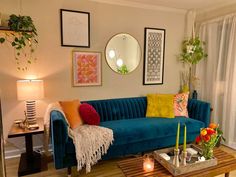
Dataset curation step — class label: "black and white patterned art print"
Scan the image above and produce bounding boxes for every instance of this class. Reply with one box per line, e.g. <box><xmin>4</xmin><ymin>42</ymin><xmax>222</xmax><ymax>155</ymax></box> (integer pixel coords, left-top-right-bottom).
<box><xmin>143</xmin><ymin>28</ymin><xmax>165</xmax><ymax>85</ymax></box>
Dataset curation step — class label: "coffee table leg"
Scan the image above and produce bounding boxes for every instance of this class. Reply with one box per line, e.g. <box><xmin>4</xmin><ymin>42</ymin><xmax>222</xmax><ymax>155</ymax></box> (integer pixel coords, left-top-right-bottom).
<box><xmin>225</xmin><ymin>172</ymin><xmax>230</xmax><ymax>177</ymax></box>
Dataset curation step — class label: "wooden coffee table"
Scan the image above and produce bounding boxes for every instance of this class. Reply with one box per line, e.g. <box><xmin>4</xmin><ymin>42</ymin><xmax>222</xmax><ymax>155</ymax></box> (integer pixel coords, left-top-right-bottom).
<box><xmin>118</xmin><ymin>148</ymin><xmax>236</xmax><ymax>177</ymax></box>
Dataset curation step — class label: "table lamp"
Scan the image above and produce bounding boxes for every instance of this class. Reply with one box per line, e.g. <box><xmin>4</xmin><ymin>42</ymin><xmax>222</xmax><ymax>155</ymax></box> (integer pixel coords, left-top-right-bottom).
<box><xmin>17</xmin><ymin>80</ymin><xmax>44</xmax><ymax>128</ymax></box>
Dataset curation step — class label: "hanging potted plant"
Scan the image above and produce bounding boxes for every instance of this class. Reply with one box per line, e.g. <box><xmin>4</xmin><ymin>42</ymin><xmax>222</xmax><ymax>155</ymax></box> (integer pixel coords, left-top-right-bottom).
<box><xmin>179</xmin><ymin>37</ymin><xmax>207</xmax><ymax>97</ymax></box>
<box><xmin>0</xmin><ymin>14</ymin><xmax>38</xmax><ymax>70</ymax></box>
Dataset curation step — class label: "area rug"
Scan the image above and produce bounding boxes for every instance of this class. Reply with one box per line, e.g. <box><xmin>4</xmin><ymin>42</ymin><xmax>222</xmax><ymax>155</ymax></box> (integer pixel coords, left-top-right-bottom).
<box><xmin>117</xmin><ymin>156</ymin><xmax>170</xmax><ymax>177</ymax></box>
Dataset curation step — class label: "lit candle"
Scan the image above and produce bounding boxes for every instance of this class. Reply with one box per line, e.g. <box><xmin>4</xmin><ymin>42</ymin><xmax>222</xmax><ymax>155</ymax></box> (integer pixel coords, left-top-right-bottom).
<box><xmin>175</xmin><ymin>122</ymin><xmax>180</xmax><ymax>150</ymax></box>
<box><xmin>183</xmin><ymin>124</ymin><xmax>187</xmax><ymax>152</ymax></box>
<box><xmin>143</xmin><ymin>157</ymin><xmax>154</xmax><ymax>172</ymax></box>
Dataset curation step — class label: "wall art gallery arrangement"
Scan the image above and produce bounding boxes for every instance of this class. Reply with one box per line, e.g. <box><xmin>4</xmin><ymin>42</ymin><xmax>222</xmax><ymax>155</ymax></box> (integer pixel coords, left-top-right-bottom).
<box><xmin>60</xmin><ymin>9</ymin><xmax>166</xmax><ymax>87</ymax></box>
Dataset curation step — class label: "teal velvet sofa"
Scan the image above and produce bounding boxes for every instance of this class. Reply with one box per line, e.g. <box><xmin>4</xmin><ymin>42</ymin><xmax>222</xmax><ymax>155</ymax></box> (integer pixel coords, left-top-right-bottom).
<box><xmin>50</xmin><ymin>96</ymin><xmax>211</xmax><ymax>173</ymax></box>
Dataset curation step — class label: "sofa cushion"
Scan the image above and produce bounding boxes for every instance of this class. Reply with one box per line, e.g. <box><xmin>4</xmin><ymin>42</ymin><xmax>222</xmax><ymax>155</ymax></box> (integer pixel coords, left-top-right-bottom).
<box><xmin>79</xmin><ymin>103</ymin><xmax>100</xmax><ymax>125</ymax></box>
<box><xmin>146</xmin><ymin>94</ymin><xmax>175</xmax><ymax>118</ymax></box>
<box><xmin>59</xmin><ymin>100</ymin><xmax>83</xmax><ymax>129</ymax></box>
<box><xmin>100</xmin><ymin>117</ymin><xmax>204</xmax><ymax>146</ymax></box>
<box><xmin>174</xmin><ymin>92</ymin><xmax>189</xmax><ymax>117</ymax></box>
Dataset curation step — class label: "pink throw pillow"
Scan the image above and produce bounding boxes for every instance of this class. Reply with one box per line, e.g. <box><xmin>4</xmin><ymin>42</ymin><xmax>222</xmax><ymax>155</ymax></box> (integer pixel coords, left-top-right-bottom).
<box><xmin>174</xmin><ymin>92</ymin><xmax>189</xmax><ymax>117</ymax></box>
<box><xmin>79</xmin><ymin>103</ymin><xmax>100</xmax><ymax>125</ymax></box>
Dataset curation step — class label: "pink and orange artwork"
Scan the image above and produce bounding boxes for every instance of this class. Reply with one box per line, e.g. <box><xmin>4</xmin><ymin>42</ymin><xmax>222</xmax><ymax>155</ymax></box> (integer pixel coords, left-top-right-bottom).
<box><xmin>73</xmin><ymin>51</ymin><xmax>101</xmax><ymax>86</ymax></box>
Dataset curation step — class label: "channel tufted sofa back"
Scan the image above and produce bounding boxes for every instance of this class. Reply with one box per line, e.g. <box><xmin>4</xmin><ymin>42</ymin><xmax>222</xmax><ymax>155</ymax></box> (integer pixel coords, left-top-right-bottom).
<box><xmin>85</xmin><ymin>97</ymin><xmax>147</xmax><ymax>122</ymax></box>
<box><xmin>83</xmin><ymin>96</ymin><xmax>211</xmax><ymax>126</ymax></box>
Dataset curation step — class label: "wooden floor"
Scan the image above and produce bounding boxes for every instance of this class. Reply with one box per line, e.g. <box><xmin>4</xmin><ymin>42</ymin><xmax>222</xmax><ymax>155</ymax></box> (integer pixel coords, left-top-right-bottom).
<box><xmin>5</xmin><ymin>146</ymin><xmax>236</xmax><ymax>177</ymax></box>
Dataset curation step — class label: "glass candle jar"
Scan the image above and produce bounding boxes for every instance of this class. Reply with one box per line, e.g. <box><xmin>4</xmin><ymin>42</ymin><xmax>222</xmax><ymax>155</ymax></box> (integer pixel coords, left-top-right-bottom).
<box><xmin>143</xmin><ymin>156</ymin><xmax>154</xmax><ymax>172</ymax></box>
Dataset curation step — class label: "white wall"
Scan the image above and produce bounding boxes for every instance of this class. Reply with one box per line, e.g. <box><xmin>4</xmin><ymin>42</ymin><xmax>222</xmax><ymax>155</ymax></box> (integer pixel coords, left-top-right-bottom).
<box><xmin>0</xmin><ymin>0</ymin><xmax>185</xmax><ymax>151</ymax></box>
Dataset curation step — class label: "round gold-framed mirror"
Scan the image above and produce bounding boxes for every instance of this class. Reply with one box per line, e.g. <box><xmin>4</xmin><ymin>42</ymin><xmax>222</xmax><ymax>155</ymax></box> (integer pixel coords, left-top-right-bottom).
<box><xmin>105</xmin><ymin>33</ymin><xmax>141</xmax><ymax>74</ymax></box>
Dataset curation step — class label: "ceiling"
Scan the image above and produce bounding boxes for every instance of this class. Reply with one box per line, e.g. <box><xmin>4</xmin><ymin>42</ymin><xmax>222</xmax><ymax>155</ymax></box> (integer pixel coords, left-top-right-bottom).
<box><xmin>123</xmin><ymin>0</ymin><xmax>236</xmax><ymax>10</ymax></box>
<box><xmin>90</xmin><ymin>0</ymin><xmax>236</xmax><ymax>12</ymax></box>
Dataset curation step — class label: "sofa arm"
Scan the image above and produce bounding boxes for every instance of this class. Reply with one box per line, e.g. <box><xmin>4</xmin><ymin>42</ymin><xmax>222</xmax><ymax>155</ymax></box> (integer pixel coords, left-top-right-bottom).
<box><xmin>187</xmin><ymin>99</ymin><xmax>211</xmax><ymax>127</ymax></box>
<box><xmin>50</xmin><ymin>110</ymin><xmax>69</xmax><ymax>169</ymax></box>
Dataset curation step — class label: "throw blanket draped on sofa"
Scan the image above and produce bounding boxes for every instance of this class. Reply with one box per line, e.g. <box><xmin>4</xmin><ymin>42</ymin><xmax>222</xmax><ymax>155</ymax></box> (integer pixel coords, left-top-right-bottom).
<box><xmin>70</xmin><ymin>125</ymin><xmax>113</xmax><ymax>172</ymax></box>
<box><xmin>44</xmin><ymin>103</ymin><xmax>113</xmax><ymax>173</ymax></box>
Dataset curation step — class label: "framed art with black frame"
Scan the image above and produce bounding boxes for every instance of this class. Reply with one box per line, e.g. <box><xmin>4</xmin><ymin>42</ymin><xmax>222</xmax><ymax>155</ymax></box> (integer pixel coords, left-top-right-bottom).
<box><xmin>60</xmin><ymin>9</ymin><xmax>90</xmax><ymax>47</ymax></box>
<box><xmin>143</xmin><ymin>27</ymin><xmax>165</xmax><ymax>85</ymax></box>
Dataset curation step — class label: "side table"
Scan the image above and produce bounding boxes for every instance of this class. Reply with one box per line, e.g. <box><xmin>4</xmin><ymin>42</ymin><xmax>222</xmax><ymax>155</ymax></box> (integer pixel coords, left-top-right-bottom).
<box><xmin>8</xmin><ymin>117</ymin><xmax>47</xmax><ymax>176</ymax></box>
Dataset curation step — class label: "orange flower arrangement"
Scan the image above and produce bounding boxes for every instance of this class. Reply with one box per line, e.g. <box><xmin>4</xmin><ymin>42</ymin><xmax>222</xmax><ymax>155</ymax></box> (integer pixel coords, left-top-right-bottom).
<box><xmin>196</xmin><ymin>123</ymin><xmax>224</xmax><ymax>159</ymax></box>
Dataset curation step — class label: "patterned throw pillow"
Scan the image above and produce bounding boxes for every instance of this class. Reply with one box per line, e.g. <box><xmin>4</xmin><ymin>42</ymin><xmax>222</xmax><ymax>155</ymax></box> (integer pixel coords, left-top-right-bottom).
<box><xmin>79</xmin><ymin>103</ymin><xmax>100</xmax><ymax>125</ymax></box>
<box><xmin>59</xmin><ymin>100</ymin><xmax>83</xmax><ymax>129</ymax></box>
<box><xmin>174</xmin><ymin>92</ymin><xmax>189</xmax><ymax>117</ymax></box>
<box><xmin>146</xmin><ymin>94</ymin><xmax>175</xmax><ymax>118</ymax></box>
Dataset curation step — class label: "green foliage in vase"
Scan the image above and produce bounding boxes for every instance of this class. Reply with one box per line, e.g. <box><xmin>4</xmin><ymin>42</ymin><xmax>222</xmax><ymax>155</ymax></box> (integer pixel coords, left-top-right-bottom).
<box><xmin>0</xmin><ymin>14</ymin><xmax>38</xmax><ymax>71</ymax></box>
<box><xmin>117</xmin><ymin>65</ymin><xmax>129</xmax><ymax>74</ymax></box>
<box><xmin>179</xmin><ymin>37</ymin><xmax>207</xmax><ymax>65</ymax></box>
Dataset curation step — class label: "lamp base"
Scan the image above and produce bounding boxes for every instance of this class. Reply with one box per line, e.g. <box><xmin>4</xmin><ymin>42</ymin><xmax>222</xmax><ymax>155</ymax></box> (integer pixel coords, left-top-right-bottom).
<box><xmin>25</xmin><ymin>101</ymin><xmax>37</xmax><ymax>125</ymax></box>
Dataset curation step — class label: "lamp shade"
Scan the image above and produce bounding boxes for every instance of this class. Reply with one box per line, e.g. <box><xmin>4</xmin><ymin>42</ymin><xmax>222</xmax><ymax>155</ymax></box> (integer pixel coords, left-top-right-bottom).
<box><xmin>17</xmin><ymin>80</ymin><xmax>44</xmax><ymax>101</ymax></box>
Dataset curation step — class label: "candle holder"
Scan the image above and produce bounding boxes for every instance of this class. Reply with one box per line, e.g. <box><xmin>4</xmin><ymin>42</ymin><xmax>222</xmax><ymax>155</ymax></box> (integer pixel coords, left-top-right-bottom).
<box><xmin>173</xmin><ymin>149</ymin><xmax>180</xmax><ymax>167</ymax></box>
<box><xmin>182</xmin><ymin>151</ymin><xmax>187</xmax><ymax>166</ymax></box>
<box><xmin>143</xmin><ymin>154</ymin><xmax>154</xmax><ymax>172</ymax></box>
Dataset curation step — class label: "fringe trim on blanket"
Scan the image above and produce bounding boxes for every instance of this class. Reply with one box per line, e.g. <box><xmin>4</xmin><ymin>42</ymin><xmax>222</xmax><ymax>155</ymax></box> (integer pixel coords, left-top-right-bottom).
<box><xmin>70</xmin><ymin>125</ymin><xmax>113</xmax><ymax>173</ymax></box>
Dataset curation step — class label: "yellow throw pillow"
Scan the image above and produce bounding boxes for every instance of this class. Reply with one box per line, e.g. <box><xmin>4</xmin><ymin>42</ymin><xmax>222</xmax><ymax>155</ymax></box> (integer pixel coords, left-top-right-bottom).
<box><xmin>146</xmin><ymin>94</ymin><xmax>175</xmax><ymax>118</ymax></box>
<box><xmin>59</xmin><ymin>100</ymin><xmax>83</xmax><ymax>129</ymax></box>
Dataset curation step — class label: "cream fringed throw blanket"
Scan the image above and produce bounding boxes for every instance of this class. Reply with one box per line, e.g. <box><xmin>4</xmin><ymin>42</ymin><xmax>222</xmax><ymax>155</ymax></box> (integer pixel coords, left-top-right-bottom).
<box><xmin>70</xmin><ymin>125</ymin><xmax>113</xmax><ymax>172</ymax></box>
<box><xmin>44</xmin><ymin>103</ymin><xmax>114</xmax><ymax>173</ymax></box>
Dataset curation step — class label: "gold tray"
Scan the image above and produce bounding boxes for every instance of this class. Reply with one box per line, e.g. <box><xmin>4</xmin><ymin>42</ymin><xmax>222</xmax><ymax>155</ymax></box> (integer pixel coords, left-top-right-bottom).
<box><xmin>153</xmin><ymin>144</ymin><xmax>217</xmax><ymax>176</ymax></box>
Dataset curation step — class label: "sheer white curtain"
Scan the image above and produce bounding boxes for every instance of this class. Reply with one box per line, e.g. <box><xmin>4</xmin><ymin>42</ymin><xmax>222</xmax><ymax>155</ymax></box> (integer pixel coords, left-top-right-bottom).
<box><xmin>197</xmin><ymin>14</ymin><xmax>236</xmax><ymax>149</ymax></box>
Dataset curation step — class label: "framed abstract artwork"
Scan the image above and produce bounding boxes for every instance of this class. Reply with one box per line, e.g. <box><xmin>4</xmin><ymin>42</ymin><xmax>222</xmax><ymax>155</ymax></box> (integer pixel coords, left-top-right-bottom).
<box><xmin>143</xmin><ymin>27</ymin><xmax>165</xmax><ymax>85</ymax></box>
<box><xmin>60</xmin><ymin>9</ymin><xmax>90</xmax><ymax>47</ymax></box>
<box><xmin>72</xmin><ymin>51</ymin><xmax>101</xmax><ymax>86</ymax></box>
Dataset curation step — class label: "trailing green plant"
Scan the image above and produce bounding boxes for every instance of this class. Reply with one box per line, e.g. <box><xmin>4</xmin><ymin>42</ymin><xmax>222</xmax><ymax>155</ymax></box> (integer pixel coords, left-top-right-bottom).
<box><xmin>179</xmin><ymin>37</ymin><xmax>207</xmax><ymax>65</ymax></box>
<box><xmin>0</xmin><ymin>14</ymin><xmax>38</xmax><ymax>70</ymax></box>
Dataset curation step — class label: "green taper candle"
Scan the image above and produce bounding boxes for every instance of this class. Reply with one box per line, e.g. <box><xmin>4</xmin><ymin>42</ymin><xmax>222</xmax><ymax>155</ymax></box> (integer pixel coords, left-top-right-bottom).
<box><xmin>175</xmin><ymin>122</ymin><xmax>180</xmax><ymax>150</ymax></box>
<box><xmin>183</xmin><ymin>124</ymin><xmax>187</xmax><ymax>152</ymax></box>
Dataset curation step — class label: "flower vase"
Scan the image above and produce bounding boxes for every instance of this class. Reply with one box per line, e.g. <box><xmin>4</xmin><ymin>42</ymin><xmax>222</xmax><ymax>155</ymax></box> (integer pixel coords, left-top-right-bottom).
<box><xmin>202</xmin><ymin>145</ymin><xmax>214</xmax><ymax>160</ymax></box>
